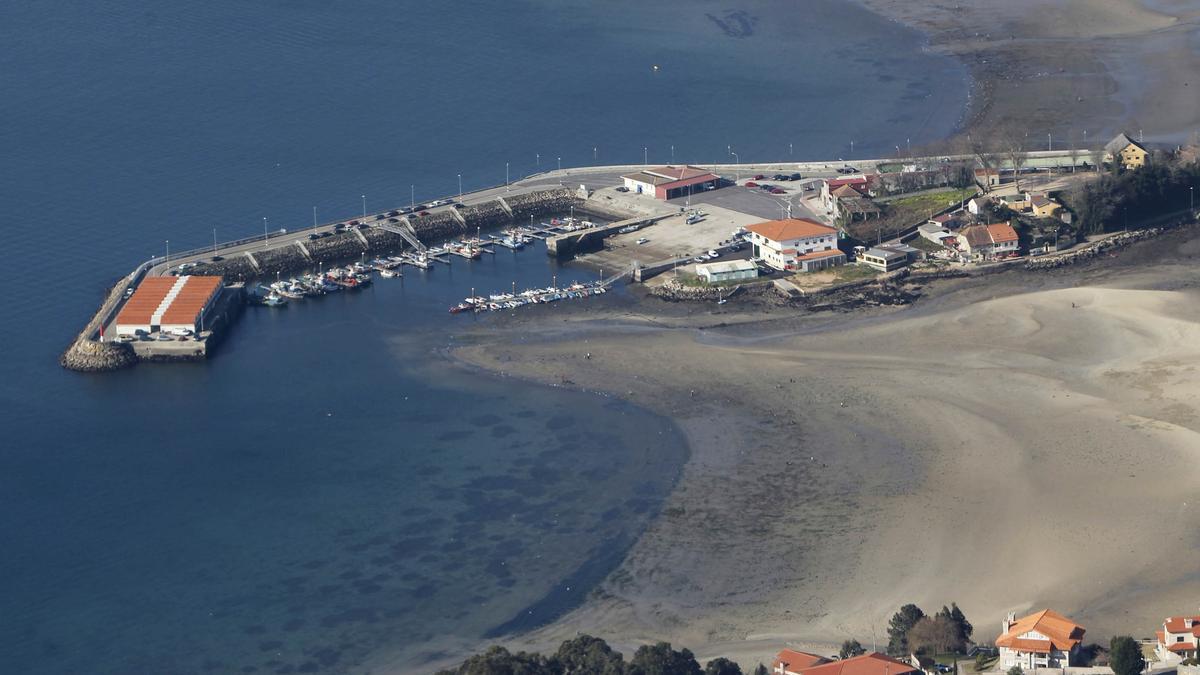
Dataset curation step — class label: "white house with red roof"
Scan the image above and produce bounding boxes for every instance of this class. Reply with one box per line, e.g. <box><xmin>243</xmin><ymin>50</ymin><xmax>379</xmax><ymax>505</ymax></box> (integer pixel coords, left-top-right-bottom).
<box><xmin>744</xmin><ymin>218</ymin><xmax>846</xmax><ymax>272</ymax></box>
<box><xmin>996</xmin><ymin>609</ymin><xmax>1086</xmax><ymax>670</ymax></box>
<box><xmin>958</xmin><ymin>222</ymin><xmax>1019</xmax><ymax>260</ymax></box>
<box><xmin>1155</xmin><ymin>610</ymin><xmax>1200</xmax><ymax>663</ymax></box>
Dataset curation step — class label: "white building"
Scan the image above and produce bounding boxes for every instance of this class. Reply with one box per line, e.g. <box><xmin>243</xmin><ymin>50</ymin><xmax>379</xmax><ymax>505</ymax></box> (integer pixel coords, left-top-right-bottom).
<box><xmin>744</xmin><ymin>218</ymin><xmax>845</xmax><ymax>273</ymax></box>
<box><xmin>967</xmin><ymin>197</ymin><xmax>991</xmax><ymax>215</ymax></box>
<box><xmin>695</xmin><ymin>259</ymin><xmax>758</xmax><ymax>284</ymax></box>
<box><xmin>1155</xmin><ymin>611</ymin><xmax>1200</xmax><ymax>664</ymax></box>
<box><xmin>959</xmin><ymin>222</ymin><xmax>1019</xmax><ymax>260</ymax></box>
<box><xmin>996</xmin><ymin>609</ymin><xmax>1085</xmax><ymax>670</ymax></box>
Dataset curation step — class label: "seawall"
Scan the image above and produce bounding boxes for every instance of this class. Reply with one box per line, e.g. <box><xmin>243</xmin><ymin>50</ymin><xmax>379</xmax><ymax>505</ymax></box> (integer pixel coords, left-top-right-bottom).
<box><xmin>189</xmin><ymin>187</ymin><xmax>585</xmax><ymax>281</ymax></box>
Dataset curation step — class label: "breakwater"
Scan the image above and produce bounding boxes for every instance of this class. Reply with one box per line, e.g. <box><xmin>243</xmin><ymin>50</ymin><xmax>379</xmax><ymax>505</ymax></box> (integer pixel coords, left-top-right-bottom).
<box><xmin>190</xmin><ymin>188</ymin><xmax>585</xmax><ymax>281</ymax></box>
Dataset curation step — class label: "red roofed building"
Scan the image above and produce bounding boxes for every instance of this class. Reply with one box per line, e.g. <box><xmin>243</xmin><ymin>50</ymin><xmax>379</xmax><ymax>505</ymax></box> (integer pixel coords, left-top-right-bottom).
<box><xmin>744</xmin><ymin>218</ymin><xmax>846</xmax><ymax>272</ymax></box>
<box><xmin>774</xmin><ymin>652</ymin><xmax>919</xmax><ymax>675</ymax></box>
<box><xmin>115</xmin><ymin>275</ymin><xmax>224</xmax><ymax>336</ymax></box>
<box><xmin>772</xmin><ymin>649</ymin><xmax>830</xmax><ymax>675</ymax></box>
<box><xmin>621</xmin><ymin>165</ymin><xmax>721</xmax><ymax>200</ymax></box>
<box><xmin>1154</xmin><ymin>610</ymin><xmax>1200</xmax><ymax>663</ymax></box>
<box><xmin>958</xmin><ymin>222</ymin><xmax>1019</xmax><ymax>260</ymax></box>
<box><xmin>996</xmin><ymin>609</ymin><xmax>1085</xmax><ymax>670</ymax></box>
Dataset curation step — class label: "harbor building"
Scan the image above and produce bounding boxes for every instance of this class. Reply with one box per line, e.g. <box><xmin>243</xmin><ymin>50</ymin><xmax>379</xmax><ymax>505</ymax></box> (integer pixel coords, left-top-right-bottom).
<box><xmin>115</xmin><ymin>275</ymin><xmax>223</xmax><ymax>336</ymax></box>
<box><xmin>744</xmin><ymin>218</ymin><xmax>845</xmax><ymax>272</ymax></box>
<box><xmin>695</xmin><ymin>259</ymin><xmax>758</xmax><ymax>284</ymax></box>
<box><xmin>621</xmin><ymin>165</ymin><xmax>721</xmax><ymax>200</ymax></box>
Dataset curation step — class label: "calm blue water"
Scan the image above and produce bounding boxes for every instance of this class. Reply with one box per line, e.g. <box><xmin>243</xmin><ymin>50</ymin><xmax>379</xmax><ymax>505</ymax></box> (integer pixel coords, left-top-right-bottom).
<box><xmin>0</xmin><ymin>1</ymin><xmax>967</xmax><ymax>673</ymax></box>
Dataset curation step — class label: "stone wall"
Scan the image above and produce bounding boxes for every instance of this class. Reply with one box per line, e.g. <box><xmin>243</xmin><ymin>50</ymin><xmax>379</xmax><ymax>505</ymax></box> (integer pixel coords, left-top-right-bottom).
<box><xmin>1025</xmin><ymin>227</ymin><xmax>1166</xmax><ymax>270</ymax></box>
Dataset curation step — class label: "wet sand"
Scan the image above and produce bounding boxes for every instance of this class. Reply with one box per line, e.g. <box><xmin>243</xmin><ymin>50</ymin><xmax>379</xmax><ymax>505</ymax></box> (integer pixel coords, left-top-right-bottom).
<box><xmin>860</xmin><ymin>0</ymin><xmax>1200</xmax><ymax>142</ymax></box>
<box><xmin>442</xmin><ymin>226</ymin><xmax>1200</xmax><ymax>670</ymax></box>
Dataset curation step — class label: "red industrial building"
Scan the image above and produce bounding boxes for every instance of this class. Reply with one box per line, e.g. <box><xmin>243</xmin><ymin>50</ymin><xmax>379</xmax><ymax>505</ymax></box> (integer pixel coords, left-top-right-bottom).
<box><xmin>115</xmin><ymin>275</ymin><xmax>223</xmax><ymax>335</ymax></box>
<box><xmin>620</xmin><ymin>165</ymin><xmax>721</xmax><ymax>200</ymax></box>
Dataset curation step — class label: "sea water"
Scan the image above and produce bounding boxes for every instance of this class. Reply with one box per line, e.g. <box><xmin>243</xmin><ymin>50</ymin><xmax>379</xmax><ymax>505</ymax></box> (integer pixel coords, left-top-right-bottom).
<box><xmin>0</xmin><ymin>1</ymin><xmax>967</xmax><ymax>672</ymax></box>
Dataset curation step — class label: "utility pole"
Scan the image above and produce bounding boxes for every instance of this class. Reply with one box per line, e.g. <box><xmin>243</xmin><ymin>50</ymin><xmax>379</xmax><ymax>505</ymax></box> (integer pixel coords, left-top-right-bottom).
<box><xmin>263</xmin><ymin>217</ymin><xmax>268</xmax><ymax>247</ymax></box>
<box><xmin>410</xmin><ymin>185</ymin><xmax>415</xmax><ymax>210</ymax></box>
<box><xmin>212</xmin><ymin>228</ymin><xmax>217</xmax><ymax>254</ymax></box>
<box><xmin>312</xmin><ymin>206</ymin><xmax>317</xmax><ymax>227</ymax></box>
<box><xmin>361</xmin><ymin>194</ymin><xmax>366</xmax><ymax>219</ymax></box>
<box><xmin>505</xmin><ymin>162</ymin><xmax>510</xmax><ymax>191</ymax></box>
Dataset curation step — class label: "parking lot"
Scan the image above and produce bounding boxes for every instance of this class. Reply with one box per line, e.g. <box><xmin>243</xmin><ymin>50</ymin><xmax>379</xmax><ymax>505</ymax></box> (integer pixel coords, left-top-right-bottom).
<box><xmin>673</xmin><ymin>176</ymin><xmax>825</xmax><ymax>223</ymax></box>
<box><xmin>576</xmin><ymin>203</ymin><xmax>763</xmax><ymax>274</ymax></box>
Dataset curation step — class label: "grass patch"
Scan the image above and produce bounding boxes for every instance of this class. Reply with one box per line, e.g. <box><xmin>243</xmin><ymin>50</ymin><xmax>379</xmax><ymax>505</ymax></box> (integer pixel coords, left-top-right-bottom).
<box><xmin>883</xmin><ymin>187</ymin><xmax>977</xmax><ymax>211</ymax></box>
<box><xmin>906</xmin><ymin>236</ymin><xmax>946</xmax><ymax>253</ymax></box>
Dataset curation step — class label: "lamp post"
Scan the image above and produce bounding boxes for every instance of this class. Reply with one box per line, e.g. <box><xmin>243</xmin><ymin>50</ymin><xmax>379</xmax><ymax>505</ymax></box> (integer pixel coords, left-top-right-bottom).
<box><xmin>505</xmin><ymin>162</ymin><xmax>510</xmax><ymax>191</ymax></box>
<box><xmin>1048</xmin><ymin>133</ymin><xmax>1052</xmax><ymax>152</ymax></box>
<box><xmin>789</xmin><ymin>142</ymin><xmax>793</xmax><ymax>157</ymax></box>
<box><xmin>165</xmin><ymin>239</ymin><xmax>170</xmax><ymax>261</ymax></box>
<box><xmin>906</xmin><ymin>138</ymin><xmax>911</xmax><ymax>156</ymax></box>
<box><xmin>643</xmin><ymin>146</ymin><xmax>648</xmax><ymax>165</ymax></box>
<box><xmin>593</xmin><ymin>146</ymin><xmax>597</xmax><ymax>163</ymax></box>
<box><xmin>212</xmin><ymin>228</ymin><xmax>217</xmax><ymax>255</ymax></box>
<box><xmin>557</xmin><ymin>157</ymin><xmax>561</xmax><ymax>185</ymax></box>
<box><xmin>730</xmin><ymin>150</ymin><xmax>739</xmax><ymax>181</ymax></box>
<box><xmin>670</xmin><ymin>145</ymin><xmax>675</xmax><ymax>164</ymax></box>
<box><xmin>1190</xmin><ymin>186</ymin><xmax>1194</xmax><ymax>214</ymax></box>
<box><xmin>361</xmin><ymin>194</ymin><xmax>366</xmax><ymax>219</ymax></box>
<box><xmin>263</xmin><ymin>217</ymin><xmax>268</xmax><ymax>247</ymax></box>
<box><xmin>410</xmin><ymin>185</ymin><xmax>415</xmax><ymax>210</ymax></box>
<box><xmin>457</xmin><ymin>174</ymin><xmax>462</xmax><ymax>198</ymax></box>
<box><xmin>850</xmin><ymin>140</ymin><xmax>854</xmax><ymax>157</ymax></box>
<box><xmin>536</xmin><ymin>153</ymin><xmax>540</xmax><ymax>169</ymax></box>
<box><xmin>312</xmin><ymin>206</ymin><xmax>317</xmax><ymax>228</ymax></box>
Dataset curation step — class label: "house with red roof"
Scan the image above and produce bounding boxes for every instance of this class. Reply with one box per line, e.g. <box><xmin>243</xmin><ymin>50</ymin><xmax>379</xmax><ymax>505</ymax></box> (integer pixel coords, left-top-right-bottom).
<box><xmin>773</xmin><ymin>651</ymin><xmax>919</xmax><ymax>675</ymax></box>
<box><xmin>621</xmin><ymin>165</ymin><xmax>721</xmax><ymax>200</ymax></box>
<box><xmin>744</xmin><ymin>218</ymin><xmax>846</xmax><ymax>273</ymax></box>
<box><xmin>1154</xmin><ymin>610</ymin><xmax>1200</xmax><ymax>664</ymax></box>
<box><xmin>772</xmin><ymin>649</ymin><xmax>830</xmax><ymax>675</ymax></box>
<box><xmin>958</xmin><ymin>222</ymin><xmax>1019</xmax><ymax>260</ymax></box>
<box><xmin>996</xmin><ymin>609</ymin><xmax>1086</xmax><ymax>670</ymax></box>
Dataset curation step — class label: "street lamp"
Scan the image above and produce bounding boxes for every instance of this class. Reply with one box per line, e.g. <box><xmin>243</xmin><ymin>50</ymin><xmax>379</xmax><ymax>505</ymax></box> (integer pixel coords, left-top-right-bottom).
<box><xmin>263</xmin><ymin>217</ymin><xmax>268</xmax><ymax>247</ymax></box>
<box><xmin>410</xmin><ymin>185</ymin><xmax>415</xmax><ymax>210</ymax></box>
<box><xmin>671</xmin><ymin>145</ymin><xmax>675</xmax><ymax>164</ymax></box>
<box><xmin>643</xmin><ymin>146</ymin><xmax>648</xmax><ymax>165</ymax></box>
<box><xmin>730</xmin><ymin>150</ymin><xmax>739</xmax><ymax>181</ymax></box>
<box><xmin>505</xmin><ymin>162</ymin><xmax>510</xmax><ymax>191</ymax></box>
<box><xmin>361</xmin><ymin>194</ymin><xmax>366</xmax><ymax>219</ymax></box>
<box><xmin>557</xmin><ymin>157</ymin><xmax>562</xmax><ymax>185</ymax></box>
<box><xmin>536</xmin><ymin>153</ymin><xmax>540</xmax><ymax>169</ymax></box>
<box><xmin>312</xmin><ymin>205</ymin><xmax>317</xmax><ymax>227</ymax></box>
<box><xmin>457</xmin><ymin>174</ymin><xmax>462</xmax><ymax>198</ymax></box>
<box><xmin>165</xmin><ymin>239</ymin><xmax>170</xmax><ymax>261</ymax></box>
<box><xmin>1048</xmin><ymin>133</ymin><xmax>1052</xmax><ymax>152</ymax></box>
<box><xmin>212</xmin><ymin>228</ymin><xmax>217</xmax><ymax>254</ymax></box>
<box><xmin>850</xmin><ymin>140</ymin><xmax>854</xmax><ymax>157</ymax></box>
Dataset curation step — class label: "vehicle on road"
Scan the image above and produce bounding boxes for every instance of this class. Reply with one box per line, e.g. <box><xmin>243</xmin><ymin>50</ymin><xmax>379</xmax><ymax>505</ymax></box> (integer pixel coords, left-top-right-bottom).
<box><xmin>753</xmin><ymin>174</ymin><xmax>765</xmax><ymax>180</ymax></box>
<box><xmin>744</xmin><ymin>181</ymin><xmax>758</xmax><ymax>188</ymax></box>
<box><xmin>706</xmin><ymin>249</ymin><xmax>718</xmax><ymax>258</ymax></box>
<box><xmin>636</xmin><ymin>237</ymin><xmax>649</xmax><ymax>245</ymax></box>
<box><xmin>790</xmin><ymin>172</ymin><xmax>803</xmax><ymax>180</ymax></box>
<box><xmin>615</xmin><ymin>186</ymin><xmax>629</xmax><ymax>192</ymax></box>
<box><xmin>770</xmin><ymin>187</ymin><xmax>786</xmax><ymax>194</ymax></box>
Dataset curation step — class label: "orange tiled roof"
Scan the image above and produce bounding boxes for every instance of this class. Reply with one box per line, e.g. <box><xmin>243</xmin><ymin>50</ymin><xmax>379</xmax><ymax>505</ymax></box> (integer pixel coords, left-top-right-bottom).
<box><xmin>996</xmin><ymin>609</ymin><xmax>1085</xmax><ymax>652</ymax></box>
<box><xmin>1165</xmin><ymin>616</ymin><xmax>1200</xmax><ymax>633</ymax></box>
<box><xmin>795</xmin><ymin>652</ymin><xmax>920</xmax><ymax>675</ymax></box>
<box><xmin>773</xmin><ymin>649</ymin><xmax>831</xmax><ymax>674</ymax></box>
<box><xmin>986</xmin><ymin>222</ymin><xmax>1019</xmax><ymax>243</ymax></box>
<box><xmin>746</xmin><ymin>218</ymin><xmax>836</xmax><ymax>242</ymax></box>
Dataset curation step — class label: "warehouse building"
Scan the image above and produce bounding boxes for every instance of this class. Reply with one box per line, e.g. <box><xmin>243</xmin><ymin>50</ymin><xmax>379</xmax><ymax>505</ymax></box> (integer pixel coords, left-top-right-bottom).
<box><xmin>115</xmin><ymin>275</ymin><xmax>223</xmax><ymax>336</ymax></box>
<box><xmin>621</xmin><ymin>165</ymin><xmax>721</xmax><ymax>200</ymax></box>
<box><xmin>695</xmin><ymin>259</ymin><xmax>758</xmax><ymax>284</ymax></box>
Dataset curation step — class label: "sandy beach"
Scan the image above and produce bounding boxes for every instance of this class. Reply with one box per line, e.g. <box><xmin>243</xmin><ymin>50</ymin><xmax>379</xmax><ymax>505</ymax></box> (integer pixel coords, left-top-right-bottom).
<box><xmin>860</xmin><ymin>0</ymin><xmax>1200</xmax><ymax>143</ymax></box>
<box><xmin>437</xmin><ymin>226</ymin><xmax>1200</xmax><ymax>670</ymax></box>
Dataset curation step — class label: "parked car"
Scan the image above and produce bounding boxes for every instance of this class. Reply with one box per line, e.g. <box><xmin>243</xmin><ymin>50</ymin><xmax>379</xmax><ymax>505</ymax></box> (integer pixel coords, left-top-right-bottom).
<box><xmin>753</xmin><ymin>174</ymin><xmax>765</xmax><ymax>180</ymax></box>
<box><xmin>387</xmin><ymin>210</ymin><xmax>399</xmax><ymax>217</ymax></box>
<box><xmin>758</xmin><ymin>183</ymin><xmax>774</xmax><ymax>191</ymax></box>
<box><xmin>772</xmin><ymin>174</ymin><xmax>788</xmax><ymax>181</ymax></box>
<box><xmin>615</xmin><ymin>186</ymin><xmax>629</xmax><ymax>192</ymax></box>
<box><xmin>790</xmin><ymin>172</ymin><xmax>803</xmax><ymax>180</ymax></box>
<box><xmin>706</xmin><ymin>249</ymin><xmax>718</xmax><ymax>258</ymax></box>
<box><xmin>770</xmin><ymin>187</ymin><xmax>786</xmax><ymax>194</ymax></box>
<box><xmin>374</xmin><ymin>214</ymin><xmax>385</xmax><ymax>221</ymax></box>
<box><xmin>211</xmin><ymin>255</ymin><xmax>223</xmax><ymax>262</ymax></box>
<box><xmin>636</xmin><ymin>237</ymin><xmax>649</xmax><ymax>245</ymax></box>
<box><xmin>744</xmin><ymin>181</ymin><xmax>758</xmax><ymax>188</ymax></box>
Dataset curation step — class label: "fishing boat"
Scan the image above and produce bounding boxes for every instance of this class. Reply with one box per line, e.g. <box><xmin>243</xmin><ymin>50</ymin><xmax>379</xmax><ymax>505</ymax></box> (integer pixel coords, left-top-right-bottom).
<box><xmin>262</xmin><ymin>293</ymin><xmax>288</xmax><ymax>307</ymax></box>
<box><xmin>380</xmin><ymin>268</ymin><xmax>401</xmax><ymax>278</ymax></box>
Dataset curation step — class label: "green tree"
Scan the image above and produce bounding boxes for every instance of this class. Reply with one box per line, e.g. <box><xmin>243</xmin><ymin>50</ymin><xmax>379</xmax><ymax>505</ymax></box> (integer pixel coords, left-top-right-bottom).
<box><xmin>949</xmin><ymin>604</ymin><xmax>973</xmax><ymax>646</ymax></box>
<box><xmin>446</xmin><ymin>645</ymin><xmax>557</xmax><ymax>675</ymax></box>
<box><xmin>555</xmin><ymin>634</ymin><xmax>625</xmax><ymax>675</ymax></box>
<box><xmin>752</xmin><ymin>664</ymin><xmax>769</xmax><ymax>675</ymax></box>
<box><xmin>973</xmin><ymin>653</ymin><xmax>989</xmax><ymax>672</ymax></box>
<box><xmin>1006</xmin><ymin>666</ymin><xmax>1023</xmax><ymax>675</ymax></box>
<box><xmin>888</xmin><ymin>604</ymin><xmax>926</xmax><ymax>656</ymax></box>
<box><xmin>629</xmin><ymin>642</ymin><xmax>702</xmax><ymax>675</ymax></box>
<box><xmin>704</xmin><ymin>657</ymin><xmax>743</xmax><ymax>675</ymax></box>
<box><xmin>840</xmin><ymin>640</ymin><xmax>866</xmax><ymax>659</ymax></box>
<box><xmin>1109</xmin><ymin>636</ymin><xmax>1145</xmax><ymax>675</ymax></box>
